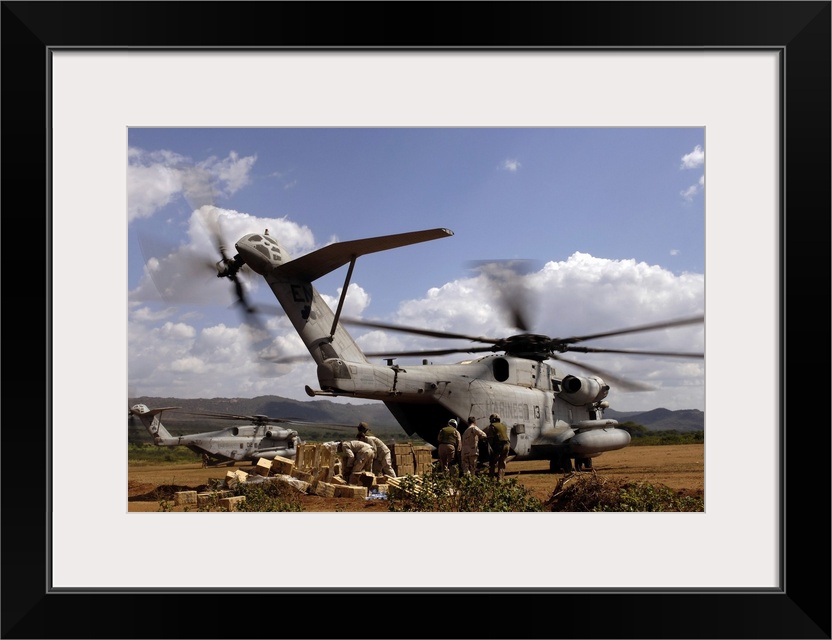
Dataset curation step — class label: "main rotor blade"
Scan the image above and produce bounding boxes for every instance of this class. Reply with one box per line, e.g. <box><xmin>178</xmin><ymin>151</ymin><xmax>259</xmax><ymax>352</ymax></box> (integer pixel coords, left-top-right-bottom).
<box><xmin>563</xmin><ymin>345</ymin><xmax>704</xmax><ymax>358</ymax></box>
<box><xmin>341</xmin><ymin>317</ymin><xmax>501</xmax><ymax>344</ymax></box>
<box><xmin>551</xmin><ymin>354</ymin><xmax>655</xmax><ymax>392</ymax></box>
<box><xmin>555</xmin><ymin>314</ymin><xmax>705</xmax><ymax>346</ymax></box>
<box><xmin>363</xmin><ymin>346</ymin><xmax>496</xmax><ymax>359</ymax></box>
<box><xmin>176</xmin><ymin>409</ymin><xmax>357</xmax><ymax>430</ymax></box>
<box><xmin>177</xmin><ymin>409</ymin><xmax>291</xmax><ymax>423</ymax></box>
<box><xmin>467</xmin><ymin>259</ymin><xmax>540</xmax><ymax>332</ymax></box>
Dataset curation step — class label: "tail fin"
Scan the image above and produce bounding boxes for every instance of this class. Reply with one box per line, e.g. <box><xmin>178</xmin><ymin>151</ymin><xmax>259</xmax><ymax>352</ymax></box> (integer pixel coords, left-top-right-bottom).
<box><xmin>242</xmin><ymin>228</ymin><xmax>454</xmax><ymax>367</ymax></box>
<box><xmin>130</xmin><ymin>404</ymin><xmax>178</xmax><ymax>444</ymax></box>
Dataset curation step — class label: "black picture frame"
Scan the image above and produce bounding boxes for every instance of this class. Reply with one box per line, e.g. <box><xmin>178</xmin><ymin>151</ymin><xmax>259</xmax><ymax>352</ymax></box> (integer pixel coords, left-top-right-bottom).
<box><xmin>2</xmin><ymin>2</ymin><xmax>829</xmax><ymax>638</ymax></box>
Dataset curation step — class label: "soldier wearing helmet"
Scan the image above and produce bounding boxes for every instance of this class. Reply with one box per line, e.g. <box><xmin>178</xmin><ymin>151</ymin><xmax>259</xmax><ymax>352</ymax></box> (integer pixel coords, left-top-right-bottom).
<box><xmin>436</xmin><ymin>418</ymin><xmax>462</xmax><ymax>473</ymax></box>
<box><xmin>485</xmin><ymin>414</ymin><xmax>510</xmax><ymax>480</ymax></box>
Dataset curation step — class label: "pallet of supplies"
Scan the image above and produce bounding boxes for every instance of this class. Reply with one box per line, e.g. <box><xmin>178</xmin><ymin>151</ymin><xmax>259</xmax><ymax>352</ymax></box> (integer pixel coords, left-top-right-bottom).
<box><xmin>386</xmin><ymin>475</ymin><xmax>424</xmax><ymax>496</ymax></box>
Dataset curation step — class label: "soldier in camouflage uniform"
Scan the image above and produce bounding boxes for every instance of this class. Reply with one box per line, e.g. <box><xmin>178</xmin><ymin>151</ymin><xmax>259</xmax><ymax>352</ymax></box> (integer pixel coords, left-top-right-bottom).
<box><xmin>436</xmin><ymin>418</ymin><xmax>462</xmax><ymax>473</ymax></box>
<box><xmin>357</xmin><ymin>424</ymin><xmax>397</xmax><ymax>477</ymax></box>
<box><xmin>460</xmin><ymin>416</ymin><xmax>487</xmax><ymax>475</ymax></box>
<box><xmin>484</xmin><ymin>414</ymin><xmax>510</xmax><ymax>480</ymax></box>
<box><xmin>337</xmin><ymin>439</ymin><xmax>375</xmax><ymax>477</ymax></box>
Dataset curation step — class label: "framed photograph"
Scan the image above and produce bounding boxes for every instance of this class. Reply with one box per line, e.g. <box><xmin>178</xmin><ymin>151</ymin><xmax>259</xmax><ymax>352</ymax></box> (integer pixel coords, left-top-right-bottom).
<box><xmin>4</xmin><ymin>2</ymin><xmax>828</xmax><ymax>638</ymax></box>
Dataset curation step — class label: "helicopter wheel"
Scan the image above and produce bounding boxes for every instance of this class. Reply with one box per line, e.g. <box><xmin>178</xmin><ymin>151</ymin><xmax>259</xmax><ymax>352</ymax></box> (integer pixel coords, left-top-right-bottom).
<box><xmin>549</xmin><ymin>455</ymin><xmax>573</xmax><ymax>474</ymax></box>
<box><xmin>575</xmin><ymin>457</ymin><xmax>593</xmax><ymax>472</ymax></box>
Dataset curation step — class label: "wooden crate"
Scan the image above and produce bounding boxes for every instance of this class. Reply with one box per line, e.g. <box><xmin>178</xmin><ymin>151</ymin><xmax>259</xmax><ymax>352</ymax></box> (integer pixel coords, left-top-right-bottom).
<box><xmin>294</xmin><ymin>443</ymin><xmax>318</xmax><ymax>471</ymax></box>
<box><xmin>271</xmin><ymin>455</ymin><xmax>295</xmax><ymax>476</ymax></box>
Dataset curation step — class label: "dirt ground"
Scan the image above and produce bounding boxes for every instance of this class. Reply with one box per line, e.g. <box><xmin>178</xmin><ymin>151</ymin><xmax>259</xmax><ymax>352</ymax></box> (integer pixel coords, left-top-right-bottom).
<box><xmin>128</xmin><ymin>444</ymin><xmax>703</xmax><ymax>512</ymax></box>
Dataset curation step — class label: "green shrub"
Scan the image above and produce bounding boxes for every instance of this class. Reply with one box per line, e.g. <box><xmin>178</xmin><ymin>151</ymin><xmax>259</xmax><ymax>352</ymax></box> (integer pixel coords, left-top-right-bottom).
<box><xmin>388</xmin><ymin>469</ymin><xmax>544</xmax><ymax>512</ymax></box>
<box><xmin>231</xmin><ymin>480</ymin><xmax>304</xmax><ymax>512</ymax></box>
<box><xmin>546</xmin><ymin>474</ymin><xmax>703</xmax><ymax>512</ymax></box>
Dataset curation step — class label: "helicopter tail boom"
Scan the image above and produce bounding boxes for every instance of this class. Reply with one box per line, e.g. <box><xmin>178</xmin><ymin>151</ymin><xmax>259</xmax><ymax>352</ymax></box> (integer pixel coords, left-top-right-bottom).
<box><xmin>130</xmin><ymin>404</ymin><xmax>179</xmax><ymax>445</ymax></box>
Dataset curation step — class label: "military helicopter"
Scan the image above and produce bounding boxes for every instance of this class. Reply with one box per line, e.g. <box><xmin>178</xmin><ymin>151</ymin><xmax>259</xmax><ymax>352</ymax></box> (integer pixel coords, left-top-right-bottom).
<box><xmin>129</xmin><ymin>403</ymin><xmax>355</xmax><ymax>466</ymax></box>
<box><xmin>161</xmin><ymin>221</ymin><xmax>703</xmax><ymax>473</ymax></box>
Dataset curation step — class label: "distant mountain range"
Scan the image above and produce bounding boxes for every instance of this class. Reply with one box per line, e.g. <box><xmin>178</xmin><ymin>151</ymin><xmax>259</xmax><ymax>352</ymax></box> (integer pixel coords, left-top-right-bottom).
<box><xmin>129</xmin><ymin>395</ymin><xmax>399</xmax><ymax>429</ymax></box>
<box><xmin>604</xmin><ymin>407</ymin><xmax>704</xmax><ymax>432</ymax></box>
<box><xmin>129</xmin><ymin>395</ymin><xmax>704</xmax><ymax>436</ymax></box>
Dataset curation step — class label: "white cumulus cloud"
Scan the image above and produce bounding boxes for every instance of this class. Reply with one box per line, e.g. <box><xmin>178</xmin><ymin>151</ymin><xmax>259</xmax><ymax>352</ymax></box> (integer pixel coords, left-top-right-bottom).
<box><xmin>680</xmin><ymin>145</ymin><xmax>704</xmax><ymax>169</ymax></box>
<box><xmin>500</xmin><ymin>158</ymin><xmax>521</xmax><ymax>172</ymax></box>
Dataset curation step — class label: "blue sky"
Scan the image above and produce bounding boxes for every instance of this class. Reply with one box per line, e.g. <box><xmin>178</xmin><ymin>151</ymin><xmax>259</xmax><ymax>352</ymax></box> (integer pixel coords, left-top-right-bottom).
<box><xmin>128</xmin><ymin>127</ymin><xmax>704</xmax><ymax>411</ymax></box>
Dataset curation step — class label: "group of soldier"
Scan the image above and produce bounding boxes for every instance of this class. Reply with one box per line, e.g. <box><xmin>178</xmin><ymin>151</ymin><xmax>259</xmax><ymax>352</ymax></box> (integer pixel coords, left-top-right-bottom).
<box><xmin>436</xmin><ymin>414</ymin><xmax>510</xmax><ymax>480</ymax></box>
<box><xmin>335</xmin><ymin>423</ymin><xmax>397</xmax><ymax>478</ymax></box>
<box><xmin>334</xmin><ymin>414</ymin><xmax>511</xmax><ymax>481</ymax></box>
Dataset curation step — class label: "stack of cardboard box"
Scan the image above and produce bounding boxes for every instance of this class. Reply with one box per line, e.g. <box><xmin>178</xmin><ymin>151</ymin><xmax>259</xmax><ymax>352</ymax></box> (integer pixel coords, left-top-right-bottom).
<box><xmin>412</xmin><ymin>445</ymin><xmax>434</xmax><ymax>475</ymax></box>
<box><xmin>391</xmin><ymin>442</ymin><xmax>415</xmax><ymax>475</ymax></box>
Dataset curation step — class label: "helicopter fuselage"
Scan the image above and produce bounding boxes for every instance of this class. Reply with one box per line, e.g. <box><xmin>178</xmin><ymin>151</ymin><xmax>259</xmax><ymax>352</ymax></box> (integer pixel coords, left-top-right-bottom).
<box><xmin>169</xmin><ymin>425</ymin><xmax>299</xmax><ymax>462</ymax></box>
<box><xmin>309</xmin><ymin>353</ymin><xmax>630</xmax><ymax>460</ymax></box>
<box><xmin>131</xmin><ymin>404</ymin><xmax>300</xmax><ymax>463</ymax></box>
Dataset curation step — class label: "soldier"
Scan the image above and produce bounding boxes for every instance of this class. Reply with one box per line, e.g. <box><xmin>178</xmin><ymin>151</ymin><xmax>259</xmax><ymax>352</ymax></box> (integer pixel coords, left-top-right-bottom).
<box><xmin>436</xmin><ymin>418</ymin><xmax>462</xmax><ymax>473</ymax></box>
<box><xmin>460</xmin><ymin>416</ymin><xmax>487</xmax><ymax>475</ymax></box>
<box><xmin>485</xmin><ymin>413</ymin><xmax>510</xmax><ymax>480</ymax></box>
<box><xmin>357</xmin><ymin>427</ymin><xmax>397</xmax><ymax>478</ymax></box>
<box><xmin>337</xmin><ymin>440</ymin><xmax>375</xmax><ymax>477</ymax></box>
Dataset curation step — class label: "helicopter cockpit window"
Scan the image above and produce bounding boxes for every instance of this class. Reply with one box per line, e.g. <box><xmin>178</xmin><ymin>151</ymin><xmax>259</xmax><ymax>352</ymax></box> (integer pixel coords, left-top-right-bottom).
<box><xmin>493</xmin><ymin>358</ymin><xmax>509</xmax><ymax>382</ymax></box>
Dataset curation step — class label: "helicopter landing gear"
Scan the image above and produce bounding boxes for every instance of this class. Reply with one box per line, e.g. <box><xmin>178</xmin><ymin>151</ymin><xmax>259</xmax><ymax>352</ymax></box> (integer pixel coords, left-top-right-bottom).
<box><xmin>574</xmin><ymin>457</ymin><xmax>593</xmax><ymax>472</ymax></box>
<box><xmin>550</xmin><ymin>455</ymin><xmax>573</xmax><ymax>474</ymax></box>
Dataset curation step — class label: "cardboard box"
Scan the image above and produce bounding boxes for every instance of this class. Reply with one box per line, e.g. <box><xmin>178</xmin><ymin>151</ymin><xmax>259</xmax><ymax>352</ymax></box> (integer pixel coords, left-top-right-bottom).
<box><xmin>225</xmin><ymin>469</ymin><xmax>248</xmax><ymax>488</ymax></box>
<box><xmin>219</xmin><ymin>495</ymin><xmax>246</xmax><ymax>512</ymax></box>
<box><xmin>314</xmin><ymin>482</ymin><xmax>337</xmax><ymax>498</ymax></box>
<box><xmin>197</xmin><ymin>490</ymin><xmax>232</xmax><ymax>508</ymax></box>
<box><xmin>335</xmin><ymin>485</ymin><xmax>368</xmax><ymax>499</ymax></box>
<box><xmin>254</xmin><ymin>458</ymin><xmax>272</xmax><ymax>476</ymax></box>
<box><xmin>358</xmin><ymin>472</ymin><xmax>377</xmax><ymax>488</ymax></box>
<box><xmin>291</xmin><ymin>469</ymin><xmax>314</xmax><ymax>483</ymax></box>
<box><xmin>174</xmin><ymin>491</ymin><xmax>197</xmax><ymax>506</ymax></box>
